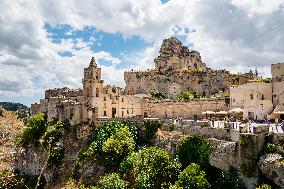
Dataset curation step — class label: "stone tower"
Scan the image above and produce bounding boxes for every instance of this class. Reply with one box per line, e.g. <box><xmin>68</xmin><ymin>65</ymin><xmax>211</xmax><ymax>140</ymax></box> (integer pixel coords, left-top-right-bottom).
<box><xmin>82</xmin><ymin>57</ymin><xmax>104</xmax><ymax>107</ymax></box>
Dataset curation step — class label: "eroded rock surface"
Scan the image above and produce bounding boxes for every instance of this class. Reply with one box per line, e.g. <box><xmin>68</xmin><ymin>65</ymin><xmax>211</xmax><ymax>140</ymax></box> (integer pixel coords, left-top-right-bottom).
<box><xmin>258</xmin><ymin>153</ymin><xmax>284</xmax><ymax>188</ymax></box>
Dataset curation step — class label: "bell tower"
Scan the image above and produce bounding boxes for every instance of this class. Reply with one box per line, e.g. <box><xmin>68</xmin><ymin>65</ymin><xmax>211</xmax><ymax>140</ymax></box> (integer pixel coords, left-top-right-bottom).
<box><xmin>82</xmin><ymin>57</ymin><xmax>103</xmax><ymax>106</ymax></box>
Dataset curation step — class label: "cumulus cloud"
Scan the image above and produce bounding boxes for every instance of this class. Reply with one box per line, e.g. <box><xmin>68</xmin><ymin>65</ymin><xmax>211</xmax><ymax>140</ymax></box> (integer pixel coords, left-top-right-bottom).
<box><xmin>1</xmin><ymin>0</ymin><xmax>284</xmax><ymax>105</ymax></box>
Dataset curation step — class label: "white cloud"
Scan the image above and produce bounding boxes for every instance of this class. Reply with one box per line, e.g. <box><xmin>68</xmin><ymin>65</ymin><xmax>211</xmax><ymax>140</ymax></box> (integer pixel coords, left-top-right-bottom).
<box><xmin>1</xmin><ymin>0</ymin><xmax>284</xmax><ymax>105</ymax></box>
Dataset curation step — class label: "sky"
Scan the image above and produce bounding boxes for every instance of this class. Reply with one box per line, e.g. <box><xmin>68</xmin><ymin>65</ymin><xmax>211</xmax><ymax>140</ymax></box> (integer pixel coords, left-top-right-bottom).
<box><xmin>0</xmin><ymin>0</ymin><xmax>284</xmax><ymax>106</ymax></box>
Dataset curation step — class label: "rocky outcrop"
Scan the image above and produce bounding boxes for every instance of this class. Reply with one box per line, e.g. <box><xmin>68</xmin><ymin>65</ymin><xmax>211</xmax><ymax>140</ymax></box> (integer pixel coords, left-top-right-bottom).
<box><xmin>124</xmin><ymin>37</ymin><xmax>255</xmax><ymax>98</ymax></box>
<box><xmin>208</xmin><ymin>138</ymin><xmax>240</xmax><ymax>171</ymax></box>
<box><xmin>258</xmin><ymin>153</ymin><xmax>284</xmax><ymax>188</ymax></box>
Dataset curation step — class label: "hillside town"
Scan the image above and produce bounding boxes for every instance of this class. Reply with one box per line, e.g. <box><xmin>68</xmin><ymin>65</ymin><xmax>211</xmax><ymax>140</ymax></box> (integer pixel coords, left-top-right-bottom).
<box><xmin>31</xmin><ymin>37</ymin><xmax>284</xmax><ymax>134</ymax></box>
<box><xmin>1</xmin><ymin>37</ymin><xmax>283</xmax><ymax>189</ymax></box>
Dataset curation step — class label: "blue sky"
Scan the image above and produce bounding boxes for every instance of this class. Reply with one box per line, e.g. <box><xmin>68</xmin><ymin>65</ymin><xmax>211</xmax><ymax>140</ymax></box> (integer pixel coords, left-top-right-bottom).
<box><xmin>1</xmin><ymin>0</ymin><xmax>284</xmax><ymax>106</ymax></box>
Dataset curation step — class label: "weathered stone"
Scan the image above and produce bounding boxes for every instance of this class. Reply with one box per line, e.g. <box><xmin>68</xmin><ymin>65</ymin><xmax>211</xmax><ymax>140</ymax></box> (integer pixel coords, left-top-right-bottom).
<box><xmin>208</xmin><ymin>138</ymin><xmax>240</xmax><ymax>171</ymax></box>
<box><xmin>258</xmin><ymin>153</ymin><xmax>284</xmax><ymax>188</ymax></box>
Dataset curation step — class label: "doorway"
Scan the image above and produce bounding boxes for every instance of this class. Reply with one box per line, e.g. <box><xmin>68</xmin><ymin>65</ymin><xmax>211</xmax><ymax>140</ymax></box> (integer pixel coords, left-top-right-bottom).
<box><xmin>112</xmin><ymin>108</ymin><xmax>116</xmax><ymax>118</ymax></box>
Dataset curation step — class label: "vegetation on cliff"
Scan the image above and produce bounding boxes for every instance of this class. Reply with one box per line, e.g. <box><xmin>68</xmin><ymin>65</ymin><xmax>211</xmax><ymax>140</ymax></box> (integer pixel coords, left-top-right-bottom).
<box><xmin>3</xmin><ymin>112</ymin><xmax>280</xmax><ymax>188</ymax></box>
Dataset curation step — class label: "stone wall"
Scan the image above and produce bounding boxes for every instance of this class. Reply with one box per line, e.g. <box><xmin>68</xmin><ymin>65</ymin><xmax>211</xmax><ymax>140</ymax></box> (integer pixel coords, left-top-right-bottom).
<box><xmin>271</xmin><ymin>62</ymin><xmax>284</xmax><ymax>82</ymax></box>
<box><xmin>146</xmin><ymin>98</ymin><xmax>229</xmax><ymax>119</ymax></box>
<box><xmin>45</xmin><ymin>87</ymin><xmax>83</xmax><ymax>99</ymax></box>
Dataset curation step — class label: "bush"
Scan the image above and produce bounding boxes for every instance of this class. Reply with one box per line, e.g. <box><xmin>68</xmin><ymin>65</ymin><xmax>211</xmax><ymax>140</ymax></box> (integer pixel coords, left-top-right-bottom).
<box><xmin>209</xmin><ymin>168</ymin><xmax>245</xmax><ymax>189</ymax></box>
<box><xmin>0</xmin><ymin>108</ymin><xmax>4</xmax><ymax>116</ymax></box>
<box><xmin>16</xmin><ymin>113</ymin><xmax>47</xmax><ymax>147</ymax></box>
<box><xmin>48</xmin><ymin>145</ymin><xmax>65</xmax><ymax>166</ymax></box>
<box><xmin>40</xmin><ymin>120</ymin><xmax>63</xmax><ymax>147</ymax></box>
<box><xmin>177</xmin><ymin>91</ymin><xmax>194</xmax><ymax>101</ymax></box>
<box><xmin>91</xmin><ymin>173</ymin><xmax>128</xmax><ymax>189</ymax></box>
<box><xmin>150</xmin><ymin>91</ymin><xmax>165</xmax><ymax>99</ymax></box>
<box><xmin>256</xmin><ymin>184</ymin><xmax>272</xmax><ymax>189</ymax></box>
<box><xmin>0</xmin><ymin>170</ymin><xmax>45</xmax><ymax>189</ymax></box>
<box><xmin>120</xmin><ymin>147</ymin><xmax>181</xmax><ymax>188</ymax></box>
<box><xmin>175</xmin><ymin>136</ymin><xmax>210</xmax><ymax>169</ymax></box>
<box><xmin>264</xmin><ymin>143</ymin><xmax>277</xmax><ymax>154</ymax></box>
<box><xmin>170</xmin><ymin>163</ymin><xmax>210</xmax><ymax>189</ymax></box>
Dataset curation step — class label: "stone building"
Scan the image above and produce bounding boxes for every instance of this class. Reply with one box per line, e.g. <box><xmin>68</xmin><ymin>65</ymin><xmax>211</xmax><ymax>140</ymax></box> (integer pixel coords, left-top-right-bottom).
<box><xmin>230</xmin><ymin>62</ymin><xmax>284</xmax><ymax>120</ymax></box>
<box><xmin>31</xmin><ymin>57</ymin><xmax>148</xmax><ymax>124</ymax></box>
<box><xmin>32</xmin><ymin>37</ymin><xmax>269</xmax><ymax>124</ymax></box>
<box><xmin>124</xmin><ymin>37</ymin><xmax>255</xmax><ymax>99</ymax></box>
<box><xmin>272</xmin><ymin>62</ymin><xmax>284</xmax><ymax>82</ymax></box>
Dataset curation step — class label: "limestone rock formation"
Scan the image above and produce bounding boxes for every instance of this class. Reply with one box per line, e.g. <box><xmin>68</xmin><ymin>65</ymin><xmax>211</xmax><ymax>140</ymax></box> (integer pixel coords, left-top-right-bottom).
<box><xmin>258</xmin><ymin>153</ymin><xmax>284</xmax><ymax>188</ymax></box>
<box><xmin>124</xmin><ymin>37</ymin><xmax>255</xmax><ymax>98</ymax></box>
<box><xmin>208</xmin><ymin>138</ymin><xmax>240</xmax><ymax>171</ymax></box>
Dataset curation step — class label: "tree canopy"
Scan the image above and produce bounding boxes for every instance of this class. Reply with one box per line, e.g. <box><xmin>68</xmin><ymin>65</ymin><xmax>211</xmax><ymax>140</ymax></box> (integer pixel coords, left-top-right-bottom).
<box><xmin>170</xmin><ymin>163</ymin><xmax>210</xmax><ymax>189</ymax></box>
<box><xmin>175</xmin><ymin>136</ymin><xmax>210</xmax><ymax>169</ymax></box>
<box><xmin>120</xmin><ymin>147</ymin><xmax>181</xmax><ymax>189</ymax></box>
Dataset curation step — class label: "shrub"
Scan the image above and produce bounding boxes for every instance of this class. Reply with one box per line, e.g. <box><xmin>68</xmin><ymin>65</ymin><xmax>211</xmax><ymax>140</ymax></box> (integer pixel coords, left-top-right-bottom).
<box><xmin>40</xmin><ymin>123</ymin><xmax>62</xmax><ymax>147</ymax></box>
<box><xmin>210</xmin><ymin>168</ymin><xmax>245</xmax><ymax>189</ymax></box>
<box><xmin>150</xmin><ymin>91</ymin><xmax>165</xmax><ymax>99</ymax></box>
<box><xmin>91</xmin><ymin>173</ymin><xmax>128</xmax><ymax>189</ymax></box>
<box><xmin>177</xmin><ymin>91</ymin><xmax>194</xmax><ymax>101</ymax></box>
<box><xmin>170</xmin><ymin>163</ymin><xmax>210</xmax><ymax>189</ymax></box>
<box><xmin>0</xmin><ymin>108</ymin><xmax>4</xmax><ymax>116</ymax></box>
<box><xmin>16</xmin><ymin>113</ymin><xmax>47</xmax><ymax>147</ymax></box>
<box><xmin>256</xmin><ymin>184</ymin><xmax>272</xmax><ymax>189</ymax></box>
<box><xmin>120</xmin><ymin>147</ymin><xmax>181</xmax><ymax>188</ymax></box>
<box><xmin>264</xmin><ymin>143</ymin><xmax>277</xmax><ymax>154</ymax></box>
<box><xmin>0</xmin><ymin>170</ymin><xmax>45</xmax><ymax>189</ymax></box>
<box><xmin>48</xmin><ymin>145</ymin><xmax>65</xmax><ymax>166</ymax></box>
<box><xmin>175</xmin><ymin>136</ymin><xmax>210</xmax><ymax>169</ymax></box>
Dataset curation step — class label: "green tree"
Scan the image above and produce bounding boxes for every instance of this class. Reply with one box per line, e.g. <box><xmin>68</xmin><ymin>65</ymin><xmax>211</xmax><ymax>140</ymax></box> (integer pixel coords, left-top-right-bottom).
<box><xmin>102</xmin><ymin>126</ymin><xmax>135</xmax><ymax>167</ymax></box>
<box><xmin>92</xmin><ymin>173</ymin><xmax>128</xmax><ymax>189</ymax></box>
<box><xmin>137</xmin><ymin>120</ymin><xmax>161</xmax><ymax>146</ymax></box>
<box><xmin>17</xmin><ymin>113</ymin><xmax>47</xmax><ymax>147</ymax></box>
<box><xmin>120</xmin><ymin>147</ymin><xmax>181</xmax><ymax>188</ymax></box>
<box><xmin>170</xmin><ymin>163</ymin><xmax>210</xmax><ymax>189</ymax></box>
<box><xmin>84</xmin><ymin>121</ymin><xmax>137</xmax><ymax>168</ymax></box>
<box><xmin>175</xmin><ymin>136</ymin><xmax>210</xmax><ymax>169</ymax></box>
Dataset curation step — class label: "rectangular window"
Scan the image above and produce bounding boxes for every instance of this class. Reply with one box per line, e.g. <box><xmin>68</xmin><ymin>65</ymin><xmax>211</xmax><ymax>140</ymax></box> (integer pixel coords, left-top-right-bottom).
<box><xmin>261</xmin><ymin>95</ymin><xmax>264</xmax><ymax>100</ymax></box>
<box><xmin>250</xmin><ymin>94</ymin><xmax>254</xmax><ymax>100</ymax></box>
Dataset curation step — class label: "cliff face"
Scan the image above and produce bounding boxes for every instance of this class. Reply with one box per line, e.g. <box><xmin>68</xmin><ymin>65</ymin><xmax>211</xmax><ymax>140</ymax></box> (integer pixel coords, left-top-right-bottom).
<box><xmin>124</xmin><ymin>37</ymin><xmax>254</xmax><ymax>98</ymax></box>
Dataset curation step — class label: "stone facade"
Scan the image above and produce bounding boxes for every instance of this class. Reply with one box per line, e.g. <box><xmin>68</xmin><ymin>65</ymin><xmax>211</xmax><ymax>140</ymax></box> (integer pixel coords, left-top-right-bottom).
<box><xmin>272</xmin><ymin>62</ymin><xmax>284</xmax><ymax>82</ymax></box>
<box><xmin>31</xmin><ymin>57</ymin><xmax>147</xmax><ymax>124</ymax></box>
<box><xmin>145</xmin><ymin>98</ymin><xmax>228</xmax><ymax>119</ymax></box>
<box><xmin>230</xmin><ymin>62</ymin><xmax>284</xmax><ymax>121</ymax></box>
<box><xmin>125</xmin><ymin>37</ymin><xmax>255</xmax><ymax>98</ymax></box>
